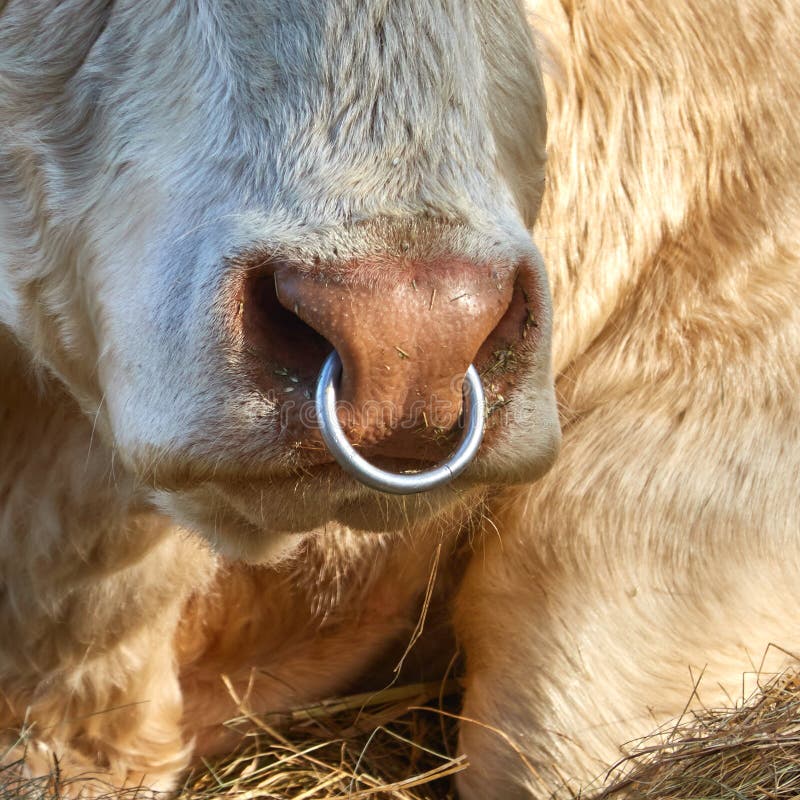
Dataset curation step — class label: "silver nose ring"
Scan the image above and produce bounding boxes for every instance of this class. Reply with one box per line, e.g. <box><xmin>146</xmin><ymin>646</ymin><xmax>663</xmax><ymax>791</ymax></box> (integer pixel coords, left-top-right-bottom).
<box><xmin>315</xmin><ymin>350</ymin><xmax>485</xmax><ymax>495</ymax></box>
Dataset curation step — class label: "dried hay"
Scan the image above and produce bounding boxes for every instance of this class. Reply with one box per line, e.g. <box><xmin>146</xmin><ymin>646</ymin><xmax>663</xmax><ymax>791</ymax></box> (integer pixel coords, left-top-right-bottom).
<box><xmin>178</xmin><ymin>678</ymin><xmax>464</xmax><ymax>800</ymax></box>
<box><xmin>594</xmin><ymin>667</ymin><xmax>800</xmax><ymax>800</ymax></box>
<box><xmin>1</xmin><ymin>679</ymin><xmax>464</xmax><ymax>800</ymax></box>
<box><xmin>4</xmin><ymin>667</ymin><xmax>800</xmax><ymax>799</ymax></box>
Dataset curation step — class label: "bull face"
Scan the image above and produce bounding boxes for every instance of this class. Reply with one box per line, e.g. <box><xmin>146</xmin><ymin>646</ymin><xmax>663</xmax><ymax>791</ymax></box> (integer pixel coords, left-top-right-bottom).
<box><xmin>0</xmin><ymin>0</ymin><xmax>559</xmax><ymax>560</ymax></box>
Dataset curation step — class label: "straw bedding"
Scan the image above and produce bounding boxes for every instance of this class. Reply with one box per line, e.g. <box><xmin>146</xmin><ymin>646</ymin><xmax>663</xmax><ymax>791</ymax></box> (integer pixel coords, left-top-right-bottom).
<box><xmin>4</xmin><ymin>666</ymin><xmax>800</xmax><ymax>800</ymax></box>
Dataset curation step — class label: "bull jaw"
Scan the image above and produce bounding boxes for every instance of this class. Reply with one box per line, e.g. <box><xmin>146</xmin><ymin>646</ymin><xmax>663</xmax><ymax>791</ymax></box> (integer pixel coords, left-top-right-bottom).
<box><xmin>152</xmin><ymin>475</ymin><xmax>486</xmax><ymax>564</ymax></box>
<box><xmin>153</xmin><ymin>487</ymin><xmax>302</xmax><ymax>565</ymax></box>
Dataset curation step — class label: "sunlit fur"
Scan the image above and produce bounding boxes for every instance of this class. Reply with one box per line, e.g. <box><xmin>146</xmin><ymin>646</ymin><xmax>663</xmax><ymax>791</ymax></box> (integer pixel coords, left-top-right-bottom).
<box><xmin>1</xmin><ymin>0</ymin><xmax>799</xmax><ymax>798</ymax></box>
<box><xmin>454</xmin><ymin>1</ymin><xmax>800</xmax><ymax>797</ymax></box>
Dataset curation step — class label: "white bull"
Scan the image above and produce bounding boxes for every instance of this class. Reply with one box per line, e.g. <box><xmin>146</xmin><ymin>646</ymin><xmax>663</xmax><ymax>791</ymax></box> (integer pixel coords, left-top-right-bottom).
<box><xmin>1</xmin><ymin>1</ymin><xmax>799</xmax><ymax>798</ymax></box>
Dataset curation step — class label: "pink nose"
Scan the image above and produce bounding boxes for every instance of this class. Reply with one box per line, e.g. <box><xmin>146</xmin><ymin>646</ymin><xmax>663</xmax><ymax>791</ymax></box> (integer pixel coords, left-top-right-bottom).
<box><xmin>272</xmin><ymin>258</ymin><xmax>514</xmax><ymax>450</ymax></box>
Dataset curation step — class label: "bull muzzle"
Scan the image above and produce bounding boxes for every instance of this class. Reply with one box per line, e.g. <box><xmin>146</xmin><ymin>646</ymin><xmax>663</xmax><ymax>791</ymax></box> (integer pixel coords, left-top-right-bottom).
<box><xmin>228</xmin><ymin>224</ymin><xmax>547</xmax><ymax>488</ymax></box>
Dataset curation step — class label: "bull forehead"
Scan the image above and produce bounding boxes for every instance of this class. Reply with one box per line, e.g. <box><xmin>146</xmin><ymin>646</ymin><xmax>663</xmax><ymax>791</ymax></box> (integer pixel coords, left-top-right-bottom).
<box><xmin>2</xmin><ymin>1</ymin><xmax>545</xmax><ymax>225</ymax></box>
<box><xmin>11</xmin><ymin>1</ymin><xmax>541</xmax><ymax>218</ymax></box>
<box><xmin>150</xmin><ymin>0</ymin><xmax>536</xmax><ymax>219</ymax></box>
<box><xmin>292</xmin><ymin>2</ymin><xmax>491</xmax><ymax>153</ymax></box>
<box><xmin>296</xmin><ymin>7</ymin><xmax>484</xmax><ymax>203</ymax></box>
<box><xmin>214</xmin><ymin>2</ymin><xmax>492</xmax><ymax>214</ymax></box>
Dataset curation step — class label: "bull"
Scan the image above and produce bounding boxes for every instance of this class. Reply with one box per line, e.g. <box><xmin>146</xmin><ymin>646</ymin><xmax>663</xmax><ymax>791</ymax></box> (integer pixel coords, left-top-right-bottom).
<box><xmin>1</xmin><ymin>1</ymin><xmax>799</xmax><ymax>798</ymax></box>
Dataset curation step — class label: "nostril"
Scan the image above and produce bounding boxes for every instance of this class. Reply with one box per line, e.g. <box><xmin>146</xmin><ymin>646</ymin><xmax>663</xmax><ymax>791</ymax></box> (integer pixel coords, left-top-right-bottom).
<box><xmin>481</xmin><ymin>279</ymin><xmax>536</xmax><ymax>355</ymax></box>
<box><xmin>475</xmin><ymin>268</ymin><xmax>541</xmax><ymax>377</ymax></box>
<box><xmin>243</xmin><ymin>271</ymin><xmax>333</xmax><ymax>379</ymax></box>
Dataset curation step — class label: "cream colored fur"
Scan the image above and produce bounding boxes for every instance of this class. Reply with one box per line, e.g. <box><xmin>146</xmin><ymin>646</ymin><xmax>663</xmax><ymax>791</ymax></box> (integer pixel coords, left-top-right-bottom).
<box><xmin>455</xmin><ymin>1</ymin><xmax>800</xmax><ymax>796</ymax></box>
<box><xmin>1</xmin><ymin>1</ymin><xmax>799</xmax><ymax>799</ymax></box>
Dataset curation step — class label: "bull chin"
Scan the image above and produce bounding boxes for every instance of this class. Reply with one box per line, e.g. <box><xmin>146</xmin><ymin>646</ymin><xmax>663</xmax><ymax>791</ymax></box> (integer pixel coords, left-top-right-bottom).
<box><xmin>155</xmin><ymin>478</ymin><xmax>485</xmax><ymax>565</ymax></box>
<box><xmin>328</xmin><ymin>484</ymin><xmax>486</xmax><ymax>534</ymax></box>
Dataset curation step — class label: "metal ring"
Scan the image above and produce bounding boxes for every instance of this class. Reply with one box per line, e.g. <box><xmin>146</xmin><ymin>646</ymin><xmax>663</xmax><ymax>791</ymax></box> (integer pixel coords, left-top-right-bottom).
<box><xmin>315</xmin><ymin>350</ymin><xmax>485</xmax><ymax>495</ymax></box>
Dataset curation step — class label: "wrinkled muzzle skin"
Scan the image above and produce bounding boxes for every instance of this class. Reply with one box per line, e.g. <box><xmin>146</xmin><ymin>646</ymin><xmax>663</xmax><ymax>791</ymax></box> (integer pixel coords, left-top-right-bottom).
<box><xmin>0</xmin><ymin>0</ymin><xmax>558</xmax><ymax>561</ymax></box>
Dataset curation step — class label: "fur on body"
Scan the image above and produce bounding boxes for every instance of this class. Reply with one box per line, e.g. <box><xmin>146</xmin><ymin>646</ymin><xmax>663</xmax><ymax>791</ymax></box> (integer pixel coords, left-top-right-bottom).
<box><xmin>1</xmin><ymin>1</ymin><xmax>799</xmax><ymax>798</ymax></box>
